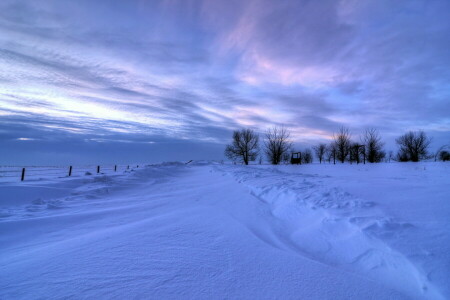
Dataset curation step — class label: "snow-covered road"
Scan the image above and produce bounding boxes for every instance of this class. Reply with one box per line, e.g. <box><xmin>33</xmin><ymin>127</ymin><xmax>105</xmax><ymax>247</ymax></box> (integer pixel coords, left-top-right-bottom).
<box><xmin>1</xmin><ymin>162</ymin><xmax>449</xmax><ymax>299</ymax></box>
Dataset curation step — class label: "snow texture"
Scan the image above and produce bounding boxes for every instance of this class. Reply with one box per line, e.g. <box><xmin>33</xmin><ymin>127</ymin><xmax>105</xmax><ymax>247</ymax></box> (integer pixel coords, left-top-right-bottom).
<box><xmin>0</xmin><ymin>162</ymin><xmax>449</xmax><ymax>299</ymax></box>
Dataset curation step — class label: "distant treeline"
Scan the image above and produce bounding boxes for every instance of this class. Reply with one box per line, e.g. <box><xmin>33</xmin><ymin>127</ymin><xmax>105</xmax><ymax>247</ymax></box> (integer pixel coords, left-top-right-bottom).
<box><xmin>225</xmin><ymin>126</ymin><xmax>449</xmax><ymax>165</ymax></box>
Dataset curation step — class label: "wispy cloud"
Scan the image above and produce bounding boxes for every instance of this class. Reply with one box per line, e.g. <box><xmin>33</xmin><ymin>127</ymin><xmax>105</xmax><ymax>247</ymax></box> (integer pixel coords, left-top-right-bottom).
<box><xmin>0</xmin><ymin>0</ymin><xmax>449</xmax><ymax>163</ymax></box>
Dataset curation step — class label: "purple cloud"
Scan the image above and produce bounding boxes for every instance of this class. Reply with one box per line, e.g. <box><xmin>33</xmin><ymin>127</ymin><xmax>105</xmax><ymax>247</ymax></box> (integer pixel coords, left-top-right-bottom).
<box><xmin>0</xmin><ymin>0</ymin><xmax>449</xmax><ymax>163</ymax></box>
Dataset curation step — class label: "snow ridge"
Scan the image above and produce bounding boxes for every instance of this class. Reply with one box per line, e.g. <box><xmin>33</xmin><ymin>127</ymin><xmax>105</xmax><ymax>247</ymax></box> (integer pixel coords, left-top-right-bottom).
<box><xmin>1</xmin><ymin>163</ymin><xmax>448</xmax><ymax>299</ymax></box>
<box><xmin>216</xmin><ymin>165</ymin><xmax>444</xmax><ymax>300</ymax></box>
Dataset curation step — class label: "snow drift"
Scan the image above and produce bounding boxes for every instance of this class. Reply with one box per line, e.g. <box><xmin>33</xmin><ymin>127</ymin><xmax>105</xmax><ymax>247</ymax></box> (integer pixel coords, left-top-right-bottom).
<box><xmin>0</xmin><ymin>162</ymin><xmax>449</xmax><ymax>299</ymax></box>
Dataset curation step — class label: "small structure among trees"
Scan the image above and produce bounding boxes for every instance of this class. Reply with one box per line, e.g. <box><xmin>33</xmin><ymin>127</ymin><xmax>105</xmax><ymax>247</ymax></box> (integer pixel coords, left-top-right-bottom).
<box><xmin>290</xmin><ymin>152</ymin><xmax>301</xmax><ymax>164</ymax></box>
<box><xmin>224</xmin><ymin>126</ymin><xmax>443</xmax><ymax>165</ymax></box>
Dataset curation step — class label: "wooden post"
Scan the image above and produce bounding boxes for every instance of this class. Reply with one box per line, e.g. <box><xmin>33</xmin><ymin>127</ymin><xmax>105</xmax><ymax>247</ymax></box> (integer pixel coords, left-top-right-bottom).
<box><xmin>114</xmin><ymin>165</ymin><xmax>117</xmax><ymax>172</ymax></box>
<box><xmin>137</xmin><ymin>165</ymin><xmax>139</xmax><ymax>168</ymax></box>
<box><xmin>333</xmin><ymin>149</ymin><xmax>336</xmax><ymax>165</ymax></box>
<box><xmin>97</xmin><ymin>166</ymin><xmax>100</xmax><ymax>173</ymax></box>
<box><xmin>69</xmin><ymin>166</ymin><xmax>72</xmax><ymax>176</ymax></box>
<box><xmin>127</xmin><ymin>165</ymin><xmax>129</xmax><ymax>170</ymax></box>
<box><xmin>21</xmin><ymin>168</ymin><xmax>25</xmax><ymax>181</ymax></box>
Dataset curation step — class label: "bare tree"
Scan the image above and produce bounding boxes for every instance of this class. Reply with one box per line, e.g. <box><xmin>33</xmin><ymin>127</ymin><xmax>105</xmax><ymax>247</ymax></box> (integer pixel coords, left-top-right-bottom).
<box><xmin>362</xmin><ymin>128</ymin><xmax>385</xmax><ymax>163</ymax></box>
<box><xmin>327</xmin><ymin>143</ymin><xmax>337</xmax><ymax>164</ymax></box>
<box><xmin>225</xmin><ymin>129</ymin><xmax>259</xmax><ymax>165</ymax></box>
<box><xmin>333</xmin><ymin>127</ymin><xmax>351</xmax><ymax>163</ymax></box>
<box><xmin>313</xmin><ymin>143</ymin><xmax>327</xmax><ymax>164</ymax></box>
<box><xmin>434</xmin><ymin>144</ymin><xmax>449</xmax><ymax>161</ymax></box>
<box><xmin>282</xmin><ymin>152</ymin><xmax>291</xmax><ymax>164</ymax></box>
<box><xmin>302</xmin><ymin>148</ymin><xmax>313</xmax><ymax>164</ymax></box>
<box><xmin>349</xmin><ymin>142</ymin><xmax>363</xmax><ymax>164</ymax></box>
<box><xmin>264</xmin><ymin>126</ymin><xmax>292</xmax><ymax>165</ymax></box>
<box><xmin>439</xmin><ymin>150</ymin><xmax>450</xmax><ymax>161</ymax></box>
<box><xmin>396</xmin><ymin>131</ymin><xmax>432</xmax><ymax>162</ymax></box>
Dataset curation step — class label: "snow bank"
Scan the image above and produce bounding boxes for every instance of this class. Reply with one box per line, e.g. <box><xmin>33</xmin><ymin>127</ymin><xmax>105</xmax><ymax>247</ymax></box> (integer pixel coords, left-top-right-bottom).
<box><xmin>0</xmin><ymin>162</ymin><xmax>448</xmax><ymax>299</ymax></box>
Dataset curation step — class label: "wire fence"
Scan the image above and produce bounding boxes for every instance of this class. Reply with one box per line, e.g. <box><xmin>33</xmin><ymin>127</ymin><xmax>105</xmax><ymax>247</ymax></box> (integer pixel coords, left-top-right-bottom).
<box><xmin>0</xmin><ymin>164</ymin><xmax>142</xmax><ymax>183</ymax></box>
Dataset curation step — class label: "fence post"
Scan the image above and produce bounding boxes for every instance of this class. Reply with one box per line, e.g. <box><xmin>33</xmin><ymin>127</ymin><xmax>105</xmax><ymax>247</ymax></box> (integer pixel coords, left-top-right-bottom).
<box><xmin>21</xmin><ymin>168</ymin><xmax>25</xmax><ymax>181</ymax></box>
<box><xmin>127</xmin><ymin>165</ymin><xmax>129</xmax><ymax>170</ymax></box>
<box><xmin>114</xmin><ymin>165</ymin><xmax>117</xmax><ymax>172</ymax></box>
<box><xmin>97</xmin><ymin>166</ymin><xmax>100</xmax><ymax>173</ymax></box>
<box><xmin>137</xmin><ymin>165</ymin><xmax>139</xmax><ymax>168</ymax></box>
<box><xmin>333</xmin><ymin>149</ymin><xmax>336</xmax><ymax>165</ymax></box>
<box><xmin>69</xmin><ymin>166</ymin><xmax>72</xmax><ymax>176</ymax></box>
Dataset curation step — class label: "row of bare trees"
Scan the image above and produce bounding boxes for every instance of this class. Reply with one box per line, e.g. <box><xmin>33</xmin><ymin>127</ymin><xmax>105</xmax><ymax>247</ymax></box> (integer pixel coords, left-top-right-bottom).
<box><xmin>317</xmin><ymin>128</ymin><xmax>438</xmax><ymax>163</ymax></box>
<box><xmin>319</xmin><ymin>127</ymin><xmax>386</xmax><ymax>164</ymax></box>
<box><xmin>225</xmin><ymin>127</ymin><xmax>292</xmax><ymax>165</ymax></box>
<box><xmin>225</xmin><ymin>126</ymin><xmax>446</xmax><ymax>165</ymax></box>
<box><xmin>312</xmin><ymin>128</ymin><xmax>447</xmax><ymax>164</ymax></box>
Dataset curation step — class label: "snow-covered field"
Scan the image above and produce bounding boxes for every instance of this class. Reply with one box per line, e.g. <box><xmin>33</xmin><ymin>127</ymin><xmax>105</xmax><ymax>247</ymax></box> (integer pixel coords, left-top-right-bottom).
<box><xmin>0</xmin><ymin>162</ymin><xmax>449</xmax><ymax>299</ymax></box>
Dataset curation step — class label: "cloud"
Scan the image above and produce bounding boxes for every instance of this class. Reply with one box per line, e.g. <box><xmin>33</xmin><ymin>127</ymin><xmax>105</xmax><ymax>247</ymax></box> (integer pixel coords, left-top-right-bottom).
<box><xmin>0</xmin><ymin>0</ymin><xmax>449</xmax><ymax>164</ymax></box>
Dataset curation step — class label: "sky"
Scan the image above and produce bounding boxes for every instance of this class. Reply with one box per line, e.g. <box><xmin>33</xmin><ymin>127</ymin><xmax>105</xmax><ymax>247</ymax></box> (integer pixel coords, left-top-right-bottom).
<box><xmin>0</xmin><ymin>0</ymin><xmax>449</xmax><ymax>165</ymax></box>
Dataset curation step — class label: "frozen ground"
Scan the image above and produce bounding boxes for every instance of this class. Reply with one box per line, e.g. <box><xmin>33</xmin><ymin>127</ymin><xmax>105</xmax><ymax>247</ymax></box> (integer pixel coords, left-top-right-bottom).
<box><xmin>0</xmin><ymin>162</ymin><xmax>449</xmax><ymax>299</ymax></box>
